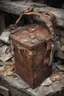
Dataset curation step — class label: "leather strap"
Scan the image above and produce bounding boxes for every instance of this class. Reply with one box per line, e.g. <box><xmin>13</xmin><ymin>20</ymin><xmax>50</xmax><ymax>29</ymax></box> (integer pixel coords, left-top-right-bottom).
<box><xmin>24</xmin><ymin>12</ymin><xmax>55</xmax><ymax>38</ymax></box>
<box><xmin>43</xmin><ymin>12</ymin><xmax>56</xmax><ymax>25</ymax></box>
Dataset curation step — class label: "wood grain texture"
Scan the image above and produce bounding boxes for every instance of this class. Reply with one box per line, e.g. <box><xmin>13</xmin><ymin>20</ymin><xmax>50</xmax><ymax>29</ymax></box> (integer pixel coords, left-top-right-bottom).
<box><xmin>0</xmin><ymin>1</ymin><xmax>64</xmax><ymax>27</ymax></box>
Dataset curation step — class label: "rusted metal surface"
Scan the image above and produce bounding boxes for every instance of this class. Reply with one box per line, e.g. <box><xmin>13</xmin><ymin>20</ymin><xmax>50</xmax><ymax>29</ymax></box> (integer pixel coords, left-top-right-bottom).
<box><xmin>0</xmin><ymin>85</ymin><xmax>9</xmax><ymax>96</ymax></box>
<box><xmin>24</xmin><ymin>12</ymin><xmax>56</xmax><ymax>41</ymax></box>
<box><xmin>10</xmin><ymin>12</ymin><xmax>55</xmax><ymax>88</ymax></box>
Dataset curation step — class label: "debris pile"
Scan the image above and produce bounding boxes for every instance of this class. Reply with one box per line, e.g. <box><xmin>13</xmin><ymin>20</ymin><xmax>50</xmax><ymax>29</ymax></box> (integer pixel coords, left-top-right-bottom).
<box><xmin>0</xmin><ymin>26</ymin><xmax>22</xmax><ymax>62</ymax></box>
<box><xmin>54</xmin><ymin>37</ymin><xmax>64</xmax><ymax>65</ymax></box>
<box><xmin>42</xmin><ymin>68</ymin><xmax>64</xmax><ymax>87</ymax></box>
<box><xmin>0</xmin><ymin>62</ymin><xmax>14</xmax><ymax>77</ymax></box>
<box><xmin>0</xmin><ymin>30</ymin><xmax>13</xmax><ymax>62</ymax></box>
<box><xmin>0</xmin><ymin>24</ymin><xmax>64</xmax><ymax>87</ymax></box>
<box><xmin>0</xmin><ymin>27</ymin><xmax>21</xmax><ymax>77</ymax></box>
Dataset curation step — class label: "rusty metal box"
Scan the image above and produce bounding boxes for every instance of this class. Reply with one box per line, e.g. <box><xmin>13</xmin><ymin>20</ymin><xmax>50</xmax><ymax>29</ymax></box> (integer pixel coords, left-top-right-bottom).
<box><xmin>10</xmin><ymin>12</ymin><xmax>53</xmax><ymax>88</ymax></box>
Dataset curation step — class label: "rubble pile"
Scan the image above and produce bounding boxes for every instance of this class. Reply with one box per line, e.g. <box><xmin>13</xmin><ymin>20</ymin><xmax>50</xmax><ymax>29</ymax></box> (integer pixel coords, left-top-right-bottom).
<box><xmin>0</xmin><ymin>62</ymin><xmax>14</xmax><ymax>77</ymax></box>
<box><xmin>54</xmin><ymin>35</ymin><xmax>64</xmax><ymax>65</ymax></box>
<box><xmin>0</xmin><ymin>27</ymin><xmax>21</xmax><ymax>76</ymax></box>
<box><xmin>0</xmin><ymin>26</ymin><xmax>22</xmax><ymax>62</ymax></box>
<box><xmin>0</xmin><ymin>30</ymin><xmax>13</xmax><ymax>62</ymax></box>
<box><xmin>0</xmin><ymin>25</ymin><xmax>64</xmax><ymax>87</ymax></box>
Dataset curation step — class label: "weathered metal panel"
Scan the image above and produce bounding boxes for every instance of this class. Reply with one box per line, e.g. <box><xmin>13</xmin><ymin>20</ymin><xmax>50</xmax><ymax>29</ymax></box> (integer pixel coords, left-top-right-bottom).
<box><xmin>10</xmin><ymin>12</ymin><xmax>53</xmax><ymax>88</ymax></box>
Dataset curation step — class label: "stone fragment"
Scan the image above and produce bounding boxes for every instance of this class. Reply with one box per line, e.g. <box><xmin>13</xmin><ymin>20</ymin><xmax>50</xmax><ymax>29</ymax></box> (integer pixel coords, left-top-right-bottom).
<box><xmin>41</xmin><ymin>78</ymin><xmax>52</xmax><ymax>86</ymax></box>
<box><xmin>50</xmin><ymin>72</ymin><xmax>63</xmax><ymax>82</ymax></box>
<box><xmin>52</xmin><ymin>81</ymin><xmax>63</xmax><ymax>92</ymax></box>
<box><xmin>0</xmin><ymin>45</ymin><xmax>13</xmax><ymax>62</ymax></box>
<box><xmin>55</xmin><ymin>41</ymin><xmax>64</xmax><ymax>59</ymax></box>
<box><xmin>60</xmin><ymin>37</ymin><xmax>64</xmax><ymax>45</ymax></box>
<box><xmin>61</xmin><ymin>45</ymin><xmax>64</xmax><ymax>52</ymax></box>
<box><xmin>0</xmin><ymin>53</ymin><xmax>12</xmax><ymax>62</ymax></box>
<box><xmin>0</xmin><ymin>45</ymin><xmax>8</xmax><ymax>55</ymax></box>
<box><xmin>0</xmin><ymin>30</ymin><xmax>10</xmax><ymax>44</ymax></box>
<box><xmin>37</xmin><ymin>85</ymin><xmax>54</xmax><ymax>96</ymax></box>
<box><xmin>0</xmin><ymin>62</ymin><xmax>5</xmax><ymax>71</ymax></box>
<box><xmin>56</xmin><ymin>64</ymin><xmax>64</xmax><ymax>71</ymax></box>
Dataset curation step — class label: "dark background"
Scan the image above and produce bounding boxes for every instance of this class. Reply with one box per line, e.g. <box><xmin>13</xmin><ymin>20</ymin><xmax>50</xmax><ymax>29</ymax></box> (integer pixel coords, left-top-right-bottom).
<box><xmin>33</xmin><ymin>0</ymin><xmax>64</xmax><ymax>8</ymax></box>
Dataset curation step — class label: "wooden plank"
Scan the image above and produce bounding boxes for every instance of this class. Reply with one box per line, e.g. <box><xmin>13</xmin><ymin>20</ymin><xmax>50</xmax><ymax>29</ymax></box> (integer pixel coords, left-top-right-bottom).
<box><xmin>0</xmin><ymin>62</ymin><xmax>64</xmax><ymax>96</ymax></box>
<box><xmin>0</xmin><ymin>1</ymin><xmax>30</xmax><ymax>15</ymax></box>
<box><xmin>0</xmin><ymin>1</ymin><xmax>64</xmax><ymax>27</ymax></box>
<box><xmin>0</xmin><ymin>73</ymin><xmax>64</xmax><ymax>96</ymax></box>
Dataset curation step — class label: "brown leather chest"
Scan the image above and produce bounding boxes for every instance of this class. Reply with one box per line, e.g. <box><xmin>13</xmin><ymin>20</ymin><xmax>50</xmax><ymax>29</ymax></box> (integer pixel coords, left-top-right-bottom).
<box><xmin>10</xmin><ymin>12</ymin><xmax>54</xmax><ymax>88</ymax></box>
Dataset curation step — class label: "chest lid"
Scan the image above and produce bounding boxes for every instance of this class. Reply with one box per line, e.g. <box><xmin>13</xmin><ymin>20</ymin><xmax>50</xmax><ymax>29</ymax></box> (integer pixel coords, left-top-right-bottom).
<box><xmin>10</xmin><ymin>24</ymin><xmax>51</xmax><ymax>50</ymax></box>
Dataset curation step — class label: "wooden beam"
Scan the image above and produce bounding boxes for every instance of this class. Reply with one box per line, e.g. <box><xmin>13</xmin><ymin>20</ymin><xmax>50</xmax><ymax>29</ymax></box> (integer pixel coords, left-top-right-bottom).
<box><xmin>0</xmin><ymin>1</ymin><xmax>30</xmax><ymax>15</ymax></box>
<box><xmin>0</xmin><ymin>1</ymin><xmax>64</xmax><ymax>27</ymax></box>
